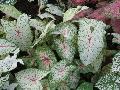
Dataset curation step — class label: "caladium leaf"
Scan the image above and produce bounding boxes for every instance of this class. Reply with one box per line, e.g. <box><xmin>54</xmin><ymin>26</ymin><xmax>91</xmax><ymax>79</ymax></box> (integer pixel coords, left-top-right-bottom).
<box><xmin>29</xmin><ymin>19</ymin><xmax>46</xmax><ymax>32</ymax></box>
<box><xmin>53</xmin><ymin>22</ymin><xmax>77</xmax><ymax>62</ymax></box>
<box><xmin>57</xmin><ymin>82</ymin><xmax>70</xmax><ymax>90</ymax></box>
<box><xmin>91</xmin><ymin>52</ymin><xmax>104</xmax><ymax>73</ymax></box>
<box><xmin>51</xmin><ymin>60</ymin><xmax>76</xmax><ymax>82</ymax></box>
<box><xmin>112</xmin><ymin>33</ymin><xmax>120</xmax><ymax>44</ymax></box>
<box><xmin>0</xmin><ymin>74</ymin><xmax>9</xmax><ymax>88</ymax></box>
<box><xmin>1</xmin><ymin>81</ymin><xmax>18</xmax><ymax>90</ymax></box>
<box><xmin>45</xmin><ymin>4</ymin><xmax>63</xmax><ymax>16</ymax></box>
<box><xmin>38</xmin><ymin>12</ymin><xmax>56</xmax><ymax>20</ymax></box>
<box><xmin>78</xmin><ymin>18</ymin><xmax>107</xmax><ymax>66</ymax></box>
<box><xmin>35</xmin><ymin>44</ymin><xmax>57</xmax><ymax>70</ymax></box>
<box><xmin>67</xmin><ymin>69</ymin><xmax>80</xmax><ymax>89</ymax></box>
<box><xmin>15</xmin><ymin>68</ymin><xmax>49</xmax><ymax>89</ymax></box>
<box><xmin>95</xmin><ymin>73</ymin><xmax>120</xmax><ymax>90</ymax></box>
<box><xmin>1</xmin><ymin>14</ymin><xmax>33</xmax><ymax>51</ymax></box>
<box><xmin>0</xmin><ymin>48</ymin><xmax>24</xmax><ymax>72</ymax></box>
<box><xmin>41</xmin><ymin>79</ymin><xmax>50</xmax><ymax>90</ymax></box>
<box><xmin>53</xmin><ymin>22</ymin><xmax>77</xmax><ymax>42</ymax></box>
<box><xmin>63</xmin><ymin>6</ymin><xmax>89</xmax><ymax>22</ymax></box>
<box><xmin>75</xmin><ymin>59</ymin><xmax>94</xmax><ymax>74</ymax></box>
<box><xmin>38</xmin><ymin>0</ymin><xmax>47</xmax><ymax>10</ymax></box>
<box><xmin>0</xmin><ymin>0</ymin><xmax>17</xmax><ymax>5</ymax></box>
<box><xmin>0</xmin><ymin>39</ymin><xmax>16</xmax><ymax>55</ymax></box>
<box><xmin>54</xmin><ymin>39</ymin><xmax>76</xmax><ymax>62</ymax></box>
<box><xmin>77</xmin><ymin>82</ymin><xmax>93</xmax><ymax>90</ymax></box>
<box><xmin>33</xmin><ymin>20</ymin><xmax>55</xmax><ymax>47</ymax></box>
<box><xmin>112</xmin><ymin>51</ymin><xmax>120</xmax><ymax>73</ymax></box>
<box><xmin>0</xmin><ymin>4</ymin><xmax>22</xmax><ymax>19</ymax></box>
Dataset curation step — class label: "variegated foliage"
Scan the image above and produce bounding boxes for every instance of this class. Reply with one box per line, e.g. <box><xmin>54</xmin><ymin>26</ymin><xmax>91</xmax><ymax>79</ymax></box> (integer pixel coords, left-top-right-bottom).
<box><xmin>63</xmin><ymin>6</ymin><xmax>89</xmax><ymax>22</ymax></box>
<box><xmin>112</xmin><ymin>51</ymin><xmax>120</xmax><ymax>73</ymax></box>
<box><xmin>35</xmin><ymin>44</ymin><xmax>57</xmax><ymax>70</ymax></box>
<box><xmin>0</xmin><ymin>39</ymin><xmax>16</xmax><ymax>55</ymax></box>
<box><xmin>95</xmin><ymin>73</ymin><xmax>120</xmax><ymax>90</ymax></box>
<box><xmin>0</xmin><ymin>48</ymin><xmax>24</xmax><ymax>73</ymax></box>
<box><xmin>1</xmin><ymin>14</ymin><xmax>33</xmax><ymax>51</ymax></box>
<box><xmin>50</xmin><ymin>60</ymin><xmax>76</xmax><ymax>83</ymax></box>
<box><xmin>0</xmin><ymin>4</ymin><xmax>22</xmax><ymax>19</ymax></box>
<box><xmin>78</xmin><ymin>18</ymin><xmax>107</xmax><ymax>66</ymax></box>
<box><xmin>112</xmin><ymin>33</ymin><xmax>120</xmax><ymax>45</ymax></box>
<box><xmin>45</xmin><ymin>4</ymin><xmax>63</xmax><ymax>16</ymax></box>
<box><xmin>53</xmin><ymin>22</ymin><xmax>77</xmax><ymax>62</ymax></box>
<box><xmin>0</xmin><ymin>0</ymin><xmax>17</xmax><ymax>5</ymax></box>
<box><xmin>15</xmin><ymin>68</ymin><xmax>49</xmax><ymax>90</ymax></box>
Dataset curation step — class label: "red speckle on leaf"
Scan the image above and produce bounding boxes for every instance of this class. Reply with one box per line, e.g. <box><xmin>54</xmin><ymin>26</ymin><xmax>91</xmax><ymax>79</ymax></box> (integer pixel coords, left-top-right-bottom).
<box><xmin>15</xmin><ymin>29</ymin><xmax>22</xmax><ymax>37</ymax></box>
<box><xmin>0</xmin><ymin>45</ymin><xmax>15</xmax><ymax>47</ymax></box>
<box><xmin>40</xmin><ymin>53</ymin><xmax>51</xmax><ymax>66</ymax></box>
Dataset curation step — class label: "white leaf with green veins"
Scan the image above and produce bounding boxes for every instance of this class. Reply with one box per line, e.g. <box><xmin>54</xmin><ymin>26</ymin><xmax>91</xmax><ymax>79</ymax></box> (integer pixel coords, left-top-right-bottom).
<box><xmin>0</xmin><ymin>4</ymin><xmax>22</xmax><ymax>19</ymax></box>
<box><xmin>95</xmin><ymin>73</ymin><xmax>120</xmax><ymax>90</ymax></box>
<box><xmin>63</xmin><ymin>6</ymin><xmax>89</xmax><ymax>22</ymax></box>
<box><xmin>0</xmin><ymin>39</ymin><xmax>16</xmax><ymax>55</ymax></box>
<box><xmin>1</xmin><ymin>14</ymin><xmax>33</xmax><ymax>50</ymax></box>
<box><xmin>15</xmin><ymin>68</ymin><xmax>49</xmax><ymax>89</ymax></box>
<box><xmin>78</xmin><ymin>18</ymin><xmax>107</xmax><ymax>66</ymax></box>
<box><xmin>45</xmin><ymin>4</ymin><xmax>63</xmax><ymax>16</ymax></box>
<box><xmin>112</xmin><ymin>51</ymin><xmax>120</xmax><ymax>72</ymax></box>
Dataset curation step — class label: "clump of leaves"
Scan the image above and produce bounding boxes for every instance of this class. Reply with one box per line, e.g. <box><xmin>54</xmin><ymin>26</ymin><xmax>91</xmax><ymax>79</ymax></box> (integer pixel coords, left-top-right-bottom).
<box><xmin>0</xmin><ymin>0</ymin><xmax>120</xmax><ymax>90</ymax></box>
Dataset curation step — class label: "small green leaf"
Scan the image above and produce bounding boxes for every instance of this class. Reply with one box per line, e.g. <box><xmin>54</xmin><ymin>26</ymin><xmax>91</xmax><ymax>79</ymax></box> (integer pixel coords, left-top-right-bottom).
<box><xmin>63</xmin><ymin>6</ymin><xmax>89</xmax><ymax>22</ymax></box>
<box><xmin>77</xmin><ymin>82</ymin><xmax>93</xmax><ymax>90</ymax></box>
<box><xmin>0</xmin><ymin>4</ymin><xmax>22</xmax><ymax>19</ymax></box>
<box><xmin>45</xmin><ymin>4</ymin><xmax>63</xmax><ymax>16</ymax></box>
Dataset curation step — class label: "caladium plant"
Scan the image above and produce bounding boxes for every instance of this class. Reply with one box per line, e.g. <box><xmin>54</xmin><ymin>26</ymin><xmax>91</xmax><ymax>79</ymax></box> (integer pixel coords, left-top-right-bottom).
<box><xmin>15</xmin><ymin>68</ymin><xmax>49</xmax><ymax>90</ymax></box>
<box><xmin>78</xmin><ymin>18</ymin><xmax>107</xmax><ymax>66</ymax></box>
<box><xmin>0</xmin><ymin>0</ymin><xmax>119</xmax><ymax>90</ymax></box>
<box><xmin>1</xmin><ymin>14</ymin><xmax>33</xmax><ymax>51</ymax></box>
<box><xmin>0</xmin><ymin>39</ymin><xmax>16</xmax><ymax>55</ymax></box>
<box><xmin>50</xmin><ymin>60</ymin><xmax>76</xmax><ymax>83</ymax></box>
<box><xmin>35</xmin><ymin>44</ymin><xmax>57</xmax><ymax>70</ymax></box>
